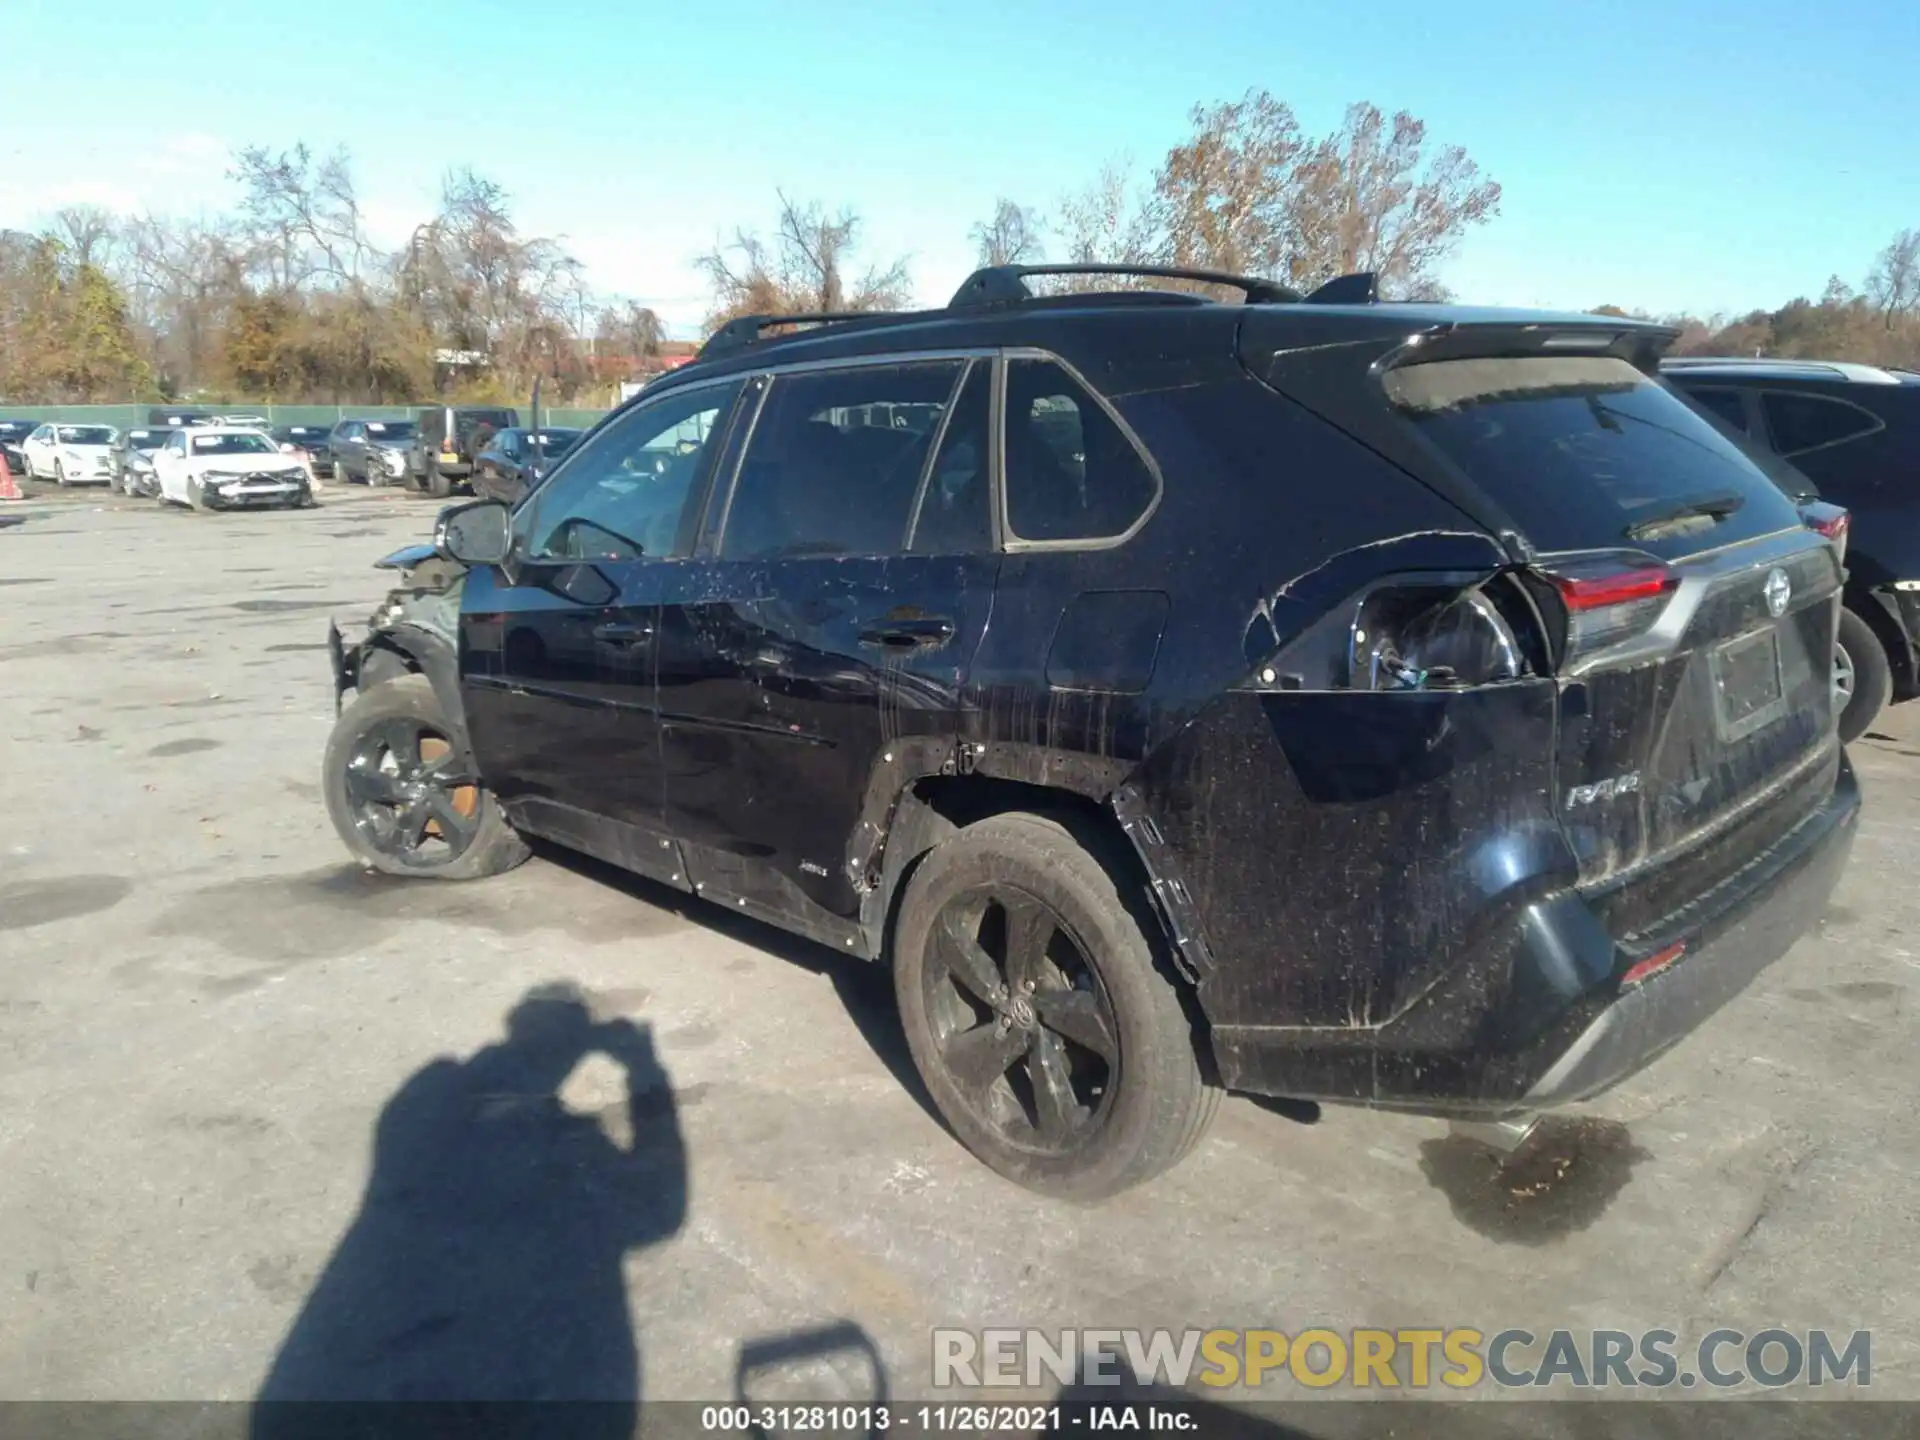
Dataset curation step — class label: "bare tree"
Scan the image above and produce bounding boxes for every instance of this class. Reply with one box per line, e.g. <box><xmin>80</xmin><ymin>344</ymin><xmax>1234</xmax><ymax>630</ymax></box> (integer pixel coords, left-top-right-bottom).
<box><xmin>969</xmin><ymin>199</ymin><xmax>1044</xmax><ymax>267</ymax></box>
<box><xmin>230</xmin><ymin>143</ymin><xmax>375</xmax><ymax>290</ymax></box>
<box><xmin>1150</xmin><ymin>91</ymin><xmax>1304</xmax><ymax>277</ymax></box>
<box><xmin>52</xmin><ymin>206</ymin><xmax>118</xmax><ymax>271</ymax></box>
<box><xmin>1048</xmin><ymin>162</ymin><xmax>1159</xmax><ymax>290</ymax></box>
<box><xmin>696</xmin><ymin>192</ymin><xmax>910</xmax><ymax>329</ymax></box>
<box><xmin>1280</xmin><ymin>103</ymin><xmax>1501</xmax><ymax>296</ymax></box>
<box><xmin>1866</xmin><ymin>228</ymin><xmax>1920</xmax><ymax>328</ymax></box>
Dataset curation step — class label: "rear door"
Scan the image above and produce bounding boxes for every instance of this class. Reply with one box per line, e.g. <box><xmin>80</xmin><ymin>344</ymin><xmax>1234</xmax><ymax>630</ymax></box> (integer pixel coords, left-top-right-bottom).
<box><xmin>1379</xmin><ymin>354</ymin><xmax>1841</xmax><ymax>894</ymax></box>
<box><xmin>654</xmin><ymin>356</ymin><xmax>998</xmax><ymax>933</ymax></box>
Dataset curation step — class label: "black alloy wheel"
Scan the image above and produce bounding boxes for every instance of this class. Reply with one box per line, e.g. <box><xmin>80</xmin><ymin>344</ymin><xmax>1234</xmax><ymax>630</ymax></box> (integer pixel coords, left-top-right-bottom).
<box><xmin>340</xmin><ymin>717</ymin><xmax>484</xmax><ymax>870</ymax></box>
<box><xmin>921</xmin><ymin>887</ymin><xmax>1122</xmax><ymax>1153</ymax></box>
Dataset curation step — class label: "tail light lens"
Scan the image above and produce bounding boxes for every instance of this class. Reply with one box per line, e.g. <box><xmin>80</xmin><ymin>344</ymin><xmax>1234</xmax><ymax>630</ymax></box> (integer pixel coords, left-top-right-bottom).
<box><xmin>1534</xmin><ymin>554</ymin><xmax>1678</xmax><ymax>665</ymax></box>
<box><xmin>1806</xmin><ymin>506</ymin><xmax>1849</xmax><ymax>565</ymax></box>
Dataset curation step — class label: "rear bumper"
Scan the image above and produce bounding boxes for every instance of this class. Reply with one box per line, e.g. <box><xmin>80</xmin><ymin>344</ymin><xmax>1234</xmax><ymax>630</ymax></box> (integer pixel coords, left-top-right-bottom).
<box><xmin>1519</xmin><ymin>758</ymin><xmax>1858</xmax><ymax>1109</ymax></box>
<box><xmin>1211</xmin><ymin>757</ymin><xmax>1861</xmax><ymax>1116</ymax></box>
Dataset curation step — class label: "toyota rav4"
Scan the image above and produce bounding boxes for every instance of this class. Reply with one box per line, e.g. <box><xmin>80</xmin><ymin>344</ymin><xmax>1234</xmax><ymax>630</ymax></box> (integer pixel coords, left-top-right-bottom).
<box><xmin>322</xmin><ymin>264</ymin><xmax>1861</xmax><ymax>1199</ymax></box>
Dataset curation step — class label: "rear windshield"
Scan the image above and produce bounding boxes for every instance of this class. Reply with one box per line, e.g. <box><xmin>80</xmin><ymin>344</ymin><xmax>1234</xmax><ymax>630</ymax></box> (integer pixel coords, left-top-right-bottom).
<box><xmin>1384</xmin><ymin>356</ymin><xmax>1803</xmax><ymax>560</ymax></box>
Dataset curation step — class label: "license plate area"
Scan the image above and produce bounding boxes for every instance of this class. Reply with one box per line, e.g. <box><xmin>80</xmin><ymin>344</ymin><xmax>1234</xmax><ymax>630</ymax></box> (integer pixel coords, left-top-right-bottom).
<box><xmin>1711</xmin><ymin>626</ymin><xmax>1787</xmax><ymax>742</ymax></box>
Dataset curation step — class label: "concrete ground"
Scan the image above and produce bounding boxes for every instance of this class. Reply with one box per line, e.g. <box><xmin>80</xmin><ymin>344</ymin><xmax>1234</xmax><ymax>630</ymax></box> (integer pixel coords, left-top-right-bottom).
<box><xmin>1</xmin><ymin>480</ymin><xmax>1916</xmax><ymax>1417</ymax></box>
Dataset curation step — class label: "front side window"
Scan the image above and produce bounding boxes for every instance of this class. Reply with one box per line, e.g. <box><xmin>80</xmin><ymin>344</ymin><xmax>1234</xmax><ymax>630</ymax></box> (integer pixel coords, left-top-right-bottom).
<box><xmin>1761</xmin><ymin>390</ymin><xmax>1882</xmax><ymax>456</ymax></box>
<box><xmin>721</xmin><ymin>362</ymin><xmax>965</xmax><ymax>560</ymax></box>
<box><xmin>521</xmin><ymin>381</ymin><xmax>742</xmax><ymax>562</ymax></box>
<box><xmin>1002</xmin><ymin>358</ymin><xmax>1159</xmax><ymax>543</ymax></box>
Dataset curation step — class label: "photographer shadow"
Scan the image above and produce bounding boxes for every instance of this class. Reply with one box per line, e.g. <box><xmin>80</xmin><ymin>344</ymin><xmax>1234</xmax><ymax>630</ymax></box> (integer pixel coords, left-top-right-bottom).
<box><xmin>251</xmin><ymin>983</ymin><xmax>687</xmax><ymax>1434</ymax></box>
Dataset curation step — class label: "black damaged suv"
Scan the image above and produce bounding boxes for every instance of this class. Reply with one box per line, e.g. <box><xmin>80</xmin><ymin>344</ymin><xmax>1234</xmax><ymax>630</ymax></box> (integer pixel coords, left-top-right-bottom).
<box><xmin>323</xmin><ymin>265</ymin><xmax>1861</xmax><ymax>1199</ymax></box>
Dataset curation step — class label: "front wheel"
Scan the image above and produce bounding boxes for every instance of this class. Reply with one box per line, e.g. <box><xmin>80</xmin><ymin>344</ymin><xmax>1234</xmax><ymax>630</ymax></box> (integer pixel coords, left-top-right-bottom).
<box><xmin>323</xmin><ymin>674</ymin><xmax>531</xmax><ymax>880</ymax></box>
<box><xmin>1835</xmin><ymin>607</ymin><xmax>1892</xmax><ymax>745</ymax></box>
<box><xmin>892</xmin><ymin>811</ymin><xmax>1217</xmax><ymax>1201</ymax></box>
<box><xmin>53</xmin><ymin>460</ymin><xmax>66</xmax><ymax>487</ymax></box>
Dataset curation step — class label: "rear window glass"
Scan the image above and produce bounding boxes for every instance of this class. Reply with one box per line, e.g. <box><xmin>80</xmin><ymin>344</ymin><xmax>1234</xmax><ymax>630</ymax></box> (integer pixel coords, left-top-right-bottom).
<box><xmin>1384</xmin><ymin>356</ymin><xmax>1801</xmax><ymax>559</ymax></box>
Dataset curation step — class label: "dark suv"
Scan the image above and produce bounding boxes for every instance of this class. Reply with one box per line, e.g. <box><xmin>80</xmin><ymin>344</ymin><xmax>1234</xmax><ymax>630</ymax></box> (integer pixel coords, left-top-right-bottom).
<box><xmin>1663</xmin><ymin>357</ymin><xmax>1920</xmax><ymax>741</ymax></box>
<box><xmin>412</xmin><ymin>404</ymin><xmax>519</xmax><ymax>497</ymax></box>
<box><xmin>322</xmin><ymin>266</ymin><xmax>1861</xmax><ymax>1199</ymax></box>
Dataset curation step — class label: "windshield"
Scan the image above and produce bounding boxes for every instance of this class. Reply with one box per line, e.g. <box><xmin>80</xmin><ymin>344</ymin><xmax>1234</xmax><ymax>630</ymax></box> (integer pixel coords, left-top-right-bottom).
<box><xmin>129</xmin><ymin>431</ymin><xmax>170</xmax><ymax>450</ymax></box>
<box><xmin>364</xmin><ymin>421</ymin><xmax>416</xmax><ymax>440</ymax></box>
<box><xmin>527</xmin><ymin>429</ymin><xmax>583</xmax><ymax>454</ymax></box>
<box><xmin>1385</xmin><ymin>356</ymin><xmax>1802</xmax><ymax>561</ymax></box>
<box><xmin>190</xmin><ymin>432</ymin><xmax>277</xmax><ymax>457</ymax></box>
<box><xmin>0</xmin><ymin>422</ymin><xmax>31</xmax><ymax>438</ymax></box>
<box><xmin>56</xmin><ymin>426</ymin><xmax>115</xmax><ymax>445</ymax></box>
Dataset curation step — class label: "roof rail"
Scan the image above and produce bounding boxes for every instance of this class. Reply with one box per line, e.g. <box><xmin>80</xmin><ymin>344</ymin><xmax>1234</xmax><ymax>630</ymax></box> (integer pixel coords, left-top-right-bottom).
<box><xmin>1659</xmin><ymin>356</ymin><xmax>1904</xmax><ymax>386</ymax></box>
<box><xmin>698</xmin><ymin>310</ymin><xmax>909</xmax><ymax>361</ymax></box>
<box><xmin>948</xmin><ymin>263</ymin><xmax>1302</xmax><ymax>308</ymax></box>
<box><xmin>1302</xmin><ymin>272</ymin><xmax>1379</xmax><ymax>305</ymax></box>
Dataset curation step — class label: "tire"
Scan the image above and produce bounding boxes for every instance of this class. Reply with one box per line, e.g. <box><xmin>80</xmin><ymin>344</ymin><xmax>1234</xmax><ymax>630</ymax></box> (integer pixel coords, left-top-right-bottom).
<box><xmin>323</xmin><ymin>674</ymin><xmax>531</xmax><ymax>881</ymax></box>
<box><xmin>892</xmin><ymin>811</ymin><xmax>1217</xmax><ymax>1201</ymax></box>
<box><xmin>186</xmin><ymin>477</ymin><xmax>208</xmax><ymax>512</ymax></box>
<box><xmin>425</xmin><ymin>469</ymin><xmax>451</xmax><ymax>499</ymax></box>
<box><xmin>53</xmin><ymin>460</ymin><xmax>66</xmax><ymax>487</ymax></box>
<box><xmin>332</xmin><ymin>460</ymin><xmax>349</xmax><ymax>486</ymax></box>
<box><xmin>1835</xmin><ymin>606</ymin><xmax>1892</xmax><ymax>745</ymax></box>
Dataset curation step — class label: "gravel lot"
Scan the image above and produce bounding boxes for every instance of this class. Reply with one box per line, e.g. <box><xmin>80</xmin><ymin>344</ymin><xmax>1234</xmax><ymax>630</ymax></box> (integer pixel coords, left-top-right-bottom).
<box><xmin>2</xmin><ymin>482</ymin><xmax>1916</xmax><ymax>1416</ymax></box>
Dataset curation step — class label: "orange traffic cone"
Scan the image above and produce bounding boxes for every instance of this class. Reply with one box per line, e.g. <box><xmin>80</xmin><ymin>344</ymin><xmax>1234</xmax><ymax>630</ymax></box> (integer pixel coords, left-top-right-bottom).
<box><xmin>0</xmin><ymin>450</ymin><xmax>21</xmax><ymax>502</ymax></box>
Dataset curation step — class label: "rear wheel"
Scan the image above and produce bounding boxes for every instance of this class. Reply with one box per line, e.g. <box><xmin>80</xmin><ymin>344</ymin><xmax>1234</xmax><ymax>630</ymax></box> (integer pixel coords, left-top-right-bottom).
<box><xmin>1835</xmin><ymin>606</ymin><xmax>1891</xmax><ymax>745</ymax></box>
<box><xmin>893</xmin><ymin>811</ymin><xmax>1217</xmax><ymax>1201</ymax></box>
<box><xmin>323</xmin><ymin>674</ymin><xmax>530</xmax><ymax>880</ymax></box>
<box><xmin>425</xmin><ymin>468</ymin><xmax>452</xmax><ymax>499</ymax></box>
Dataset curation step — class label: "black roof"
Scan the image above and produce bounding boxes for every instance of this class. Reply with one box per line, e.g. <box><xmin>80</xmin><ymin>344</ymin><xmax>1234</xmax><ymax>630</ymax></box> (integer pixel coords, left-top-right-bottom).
<box><xmin>651</xmin><ymin>262</ymin><xmax>1674</xmax><ymax>403</ymax></box>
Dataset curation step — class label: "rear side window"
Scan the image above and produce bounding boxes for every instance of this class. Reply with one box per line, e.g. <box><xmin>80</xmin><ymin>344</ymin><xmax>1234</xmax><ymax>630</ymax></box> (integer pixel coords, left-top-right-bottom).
<box><xmin>1003</xmin><ymin>358</ymin><xmax>1158</xmax><ymax>543</ymax></box>
<box><xmin>722</xmin><ymin>362</ymin><xmax>964</xmax><ymax>560</ymax></box>
<box><xmin>1761</xmin><ymin>390</ymin><xmax>1882</xmax><ymax>456</ymax></box>
<box><xmin>1684</xmin><ymin>387</ymin><xmax>1750</xmax><ymax>434</ymax></box>
<box><xmin>1385</xmin><ymin>356</ymin><xmax>1802</xmax><ymax>559</ymax></box>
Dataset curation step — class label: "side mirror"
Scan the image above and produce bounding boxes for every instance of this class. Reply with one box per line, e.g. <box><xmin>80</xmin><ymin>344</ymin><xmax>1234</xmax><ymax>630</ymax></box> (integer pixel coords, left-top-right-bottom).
<box><xmin>435</xmin><ymin>499</ymin><xmax>511</xmax><ymax>566</ymax></box>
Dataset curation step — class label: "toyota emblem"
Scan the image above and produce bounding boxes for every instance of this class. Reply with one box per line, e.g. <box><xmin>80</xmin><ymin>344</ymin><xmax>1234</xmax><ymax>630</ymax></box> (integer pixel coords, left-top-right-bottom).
<box><xmin>1764</xmin><ymin>568</ymin><xmax>1792</xmax><ymax>618</ymax></box>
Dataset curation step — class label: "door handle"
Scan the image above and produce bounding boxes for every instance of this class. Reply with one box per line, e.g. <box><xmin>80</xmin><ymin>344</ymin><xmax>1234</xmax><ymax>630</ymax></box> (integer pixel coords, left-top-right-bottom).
<box><xmin>858</xmin><ymin>617</ymin><xmax>955</xmax><ymax>650</ymax></box>
<box><xmin>592</xmin><ymin>621</ymin><xmax>655</xmax><ymax>646</ymax></box>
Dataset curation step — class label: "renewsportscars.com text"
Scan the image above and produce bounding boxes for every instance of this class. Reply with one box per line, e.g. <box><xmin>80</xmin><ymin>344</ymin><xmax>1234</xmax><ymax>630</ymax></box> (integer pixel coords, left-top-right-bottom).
<box><xmin>933</xmin><ymin>1327</ymin><xmax>1871</xmax><ymax>1391</ymax></box>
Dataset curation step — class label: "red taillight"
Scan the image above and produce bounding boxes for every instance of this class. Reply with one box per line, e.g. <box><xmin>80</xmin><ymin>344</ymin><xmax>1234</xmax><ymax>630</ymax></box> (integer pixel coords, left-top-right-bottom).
<box><xmin>1535</xmin><ymin>557</ymin><xmax>1678</xmax><ymax>664</ymax></box>
<box><xmin>1550</xmin><ymin>566</ymin><xmax>1676</xmax><ymax>612</ymax></box>
<box><xmin>1621</xmin><ymin>939</ymin><xmax>1686</xmax><ymax>987</ymax></box>
<box><xmin>1808</xmin><ymin>508</ymin><xmax>1850</xmax><ymax>565</ymax></box>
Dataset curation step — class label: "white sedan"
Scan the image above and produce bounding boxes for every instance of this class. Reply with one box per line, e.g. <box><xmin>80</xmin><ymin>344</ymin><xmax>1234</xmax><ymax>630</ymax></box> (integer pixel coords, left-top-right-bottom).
<box><xmin>21</xmin><ymin>422</ymin><xmax>118</xmax><ymax>485</ymax></box>
<box><xmin>151</xmin><ymin>426</ymin><xmax>314</xmax><ymax>511</ymax></box>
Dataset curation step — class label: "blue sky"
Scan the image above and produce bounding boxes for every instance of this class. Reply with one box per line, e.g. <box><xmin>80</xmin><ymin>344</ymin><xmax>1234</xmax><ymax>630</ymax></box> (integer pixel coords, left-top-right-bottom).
<box><xmin>3</xmin><ymin>0</ymin><xmax>1914</xmax><ymax>334</ymax></box>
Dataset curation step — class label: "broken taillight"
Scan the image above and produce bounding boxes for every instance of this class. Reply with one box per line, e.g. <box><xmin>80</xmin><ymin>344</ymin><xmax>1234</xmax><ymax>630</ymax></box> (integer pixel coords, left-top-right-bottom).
<box><xmin>1351</xmin><ymin>576</ymin><xmax>1540</xmax><ymax>691</ymax></box>
<box><xmin>1534</xmin><ymin>555</ymin><xmax>1679</xmax><ymax>664</ymax></box>
<box><xmin>1804</xmin><ymin>505</ymin><xmax>1849</xmax><ymax>566</ymax></box>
